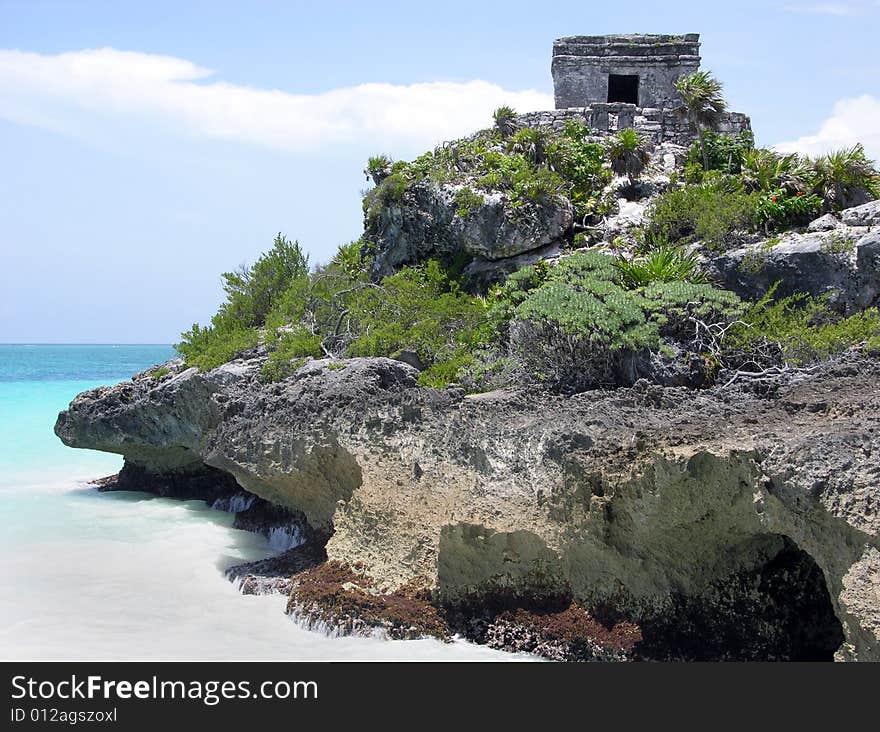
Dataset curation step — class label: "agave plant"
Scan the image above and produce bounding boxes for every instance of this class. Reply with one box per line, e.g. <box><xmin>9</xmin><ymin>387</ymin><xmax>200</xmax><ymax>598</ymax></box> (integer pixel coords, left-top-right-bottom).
<box><xmin>614</xmin><ymin>245</ymin><xmax>708</xmax><ymax>288</ymax></box>
<box><xmin>606</xmin><ymin>128</ymin><xmax>651</xmax><ymax>185</ymax></box>
<box><xmin>811</xmin><ymin>144</ymin><xmax>880</xmax><ymax>210</ymax></box>
<box><xmin>674</xmin><ymin>71</ymin><xmax>727</xmax><ymax>172</ymax></box>
<box><xmin>493</xmin><ymin>105</ymin><xmax>518</xmax><ymax>138</ymax></box>
<box><xmin>508</xmin><ymin>126</ymin><xmax>549</xmax><ymax>165</ymax></box>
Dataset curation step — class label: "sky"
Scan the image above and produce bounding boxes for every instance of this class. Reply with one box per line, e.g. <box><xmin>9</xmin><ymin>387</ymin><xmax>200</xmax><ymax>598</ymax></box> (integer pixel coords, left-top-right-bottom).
<box><xmin>1</xmin><ymin>0</ymin><xmax>878</xmax><ymax>343</ymax></box>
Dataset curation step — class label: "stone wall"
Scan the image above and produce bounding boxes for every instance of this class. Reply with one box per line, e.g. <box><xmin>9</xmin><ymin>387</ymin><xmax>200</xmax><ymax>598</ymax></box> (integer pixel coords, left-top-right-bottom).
<box><xmin>516</xmin><ymin>105</ymin><xmax>752</xmax><ymax>147</ymax></box>
<box><xmin>552</xmin><ymin>34</ymin><xmax>701</xmax><ymax>109</ymax></box>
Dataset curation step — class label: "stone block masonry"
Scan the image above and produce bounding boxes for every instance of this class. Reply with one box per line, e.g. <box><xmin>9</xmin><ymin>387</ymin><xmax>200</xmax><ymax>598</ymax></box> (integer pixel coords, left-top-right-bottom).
<box><xmin>515</xmin><ymin>105</ymin><xmax>752</xmax><ymax>148</ymax></box>
<box><xmin>552</xmin><ymin>34</ymin><xmax>701</xmax><ymax>109</ymax></box>
<box><xmin>528</xmin><ymin>33</ymin><xmax>752</xmax><ymax>147</ymax></box>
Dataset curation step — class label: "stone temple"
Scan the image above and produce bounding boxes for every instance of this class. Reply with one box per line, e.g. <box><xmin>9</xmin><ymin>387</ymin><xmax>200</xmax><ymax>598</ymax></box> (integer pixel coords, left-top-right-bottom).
<box><xmin>517</xmin><ymin>33</ymin><xmax>751</xmax><ymax>146</ymax></box>
<box><xmin>552</xmin><ymin>33</ymin><xmax>700</xmax><ymax>109</ymax></box>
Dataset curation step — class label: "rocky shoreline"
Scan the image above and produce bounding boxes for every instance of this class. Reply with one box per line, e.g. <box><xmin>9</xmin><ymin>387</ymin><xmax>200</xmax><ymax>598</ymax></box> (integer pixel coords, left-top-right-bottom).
<box><xmin>58</xmin><ymin>351</ymin><xmax>880</xmax><ymax>661</ymax></box>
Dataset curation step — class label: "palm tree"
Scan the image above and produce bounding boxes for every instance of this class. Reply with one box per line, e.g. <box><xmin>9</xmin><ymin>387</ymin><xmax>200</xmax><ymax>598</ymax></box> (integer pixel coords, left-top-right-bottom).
<box><xmin>606</xmin><ymin>128</ymin><xmax>651</xmax><ymax>185</ymax></box>
<box><xmin>675</xmin><ymin>71</ymin><xmax>727</xmax><ymax>172</ymax></box>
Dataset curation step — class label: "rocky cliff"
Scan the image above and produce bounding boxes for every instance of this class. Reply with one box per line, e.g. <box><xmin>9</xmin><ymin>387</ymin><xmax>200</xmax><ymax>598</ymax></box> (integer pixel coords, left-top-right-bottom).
<box><xmin>56</xmin><ymin>352</ymin><xmax>880</xmax><ymax>661</ymax></box>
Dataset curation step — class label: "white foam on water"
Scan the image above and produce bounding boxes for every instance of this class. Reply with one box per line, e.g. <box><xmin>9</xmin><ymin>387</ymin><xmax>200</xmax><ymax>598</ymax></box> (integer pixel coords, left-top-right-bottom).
<box><xmin>266</xmin><ymin>524</ymin><xmax>305</xmax><ymax>553</ymax></box>
<box><xmin>0</xmin><ymin>480</ymin><xmax>526</xmax><ymax>661</ymax></box>
<box><xmin>212</xmin><ymin>493</ymin><xmax>257</xmax><ymax>514</ymax></box>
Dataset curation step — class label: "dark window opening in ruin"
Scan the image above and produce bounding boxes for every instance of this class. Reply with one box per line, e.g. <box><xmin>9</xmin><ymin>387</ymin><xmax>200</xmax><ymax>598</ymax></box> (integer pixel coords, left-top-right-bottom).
<box><xmin>607</xmin><ymin>74</ymin><xmax>639</xmax><ymax>104</ymax></box>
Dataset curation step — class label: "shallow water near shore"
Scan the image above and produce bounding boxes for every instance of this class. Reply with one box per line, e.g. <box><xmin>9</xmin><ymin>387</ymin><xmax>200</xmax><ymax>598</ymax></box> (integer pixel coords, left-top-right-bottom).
<box><xmin>0</xmin><ymin>345</ymin><xmax>518</xmax><ymax>660</ymax></box>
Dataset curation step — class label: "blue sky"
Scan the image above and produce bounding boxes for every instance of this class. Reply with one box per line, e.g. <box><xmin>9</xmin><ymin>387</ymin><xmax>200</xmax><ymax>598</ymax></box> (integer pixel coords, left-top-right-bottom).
<box><xmin>1</xmin><ymin>0</ymin><xmax>878</xmax><ymax>343</ymax></box>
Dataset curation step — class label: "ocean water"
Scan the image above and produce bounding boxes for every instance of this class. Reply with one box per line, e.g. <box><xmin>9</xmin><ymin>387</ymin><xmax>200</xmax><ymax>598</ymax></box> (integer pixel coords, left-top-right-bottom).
<box><xmin>0</xmin><ymin>345</ymin><xmax>517</xmax><ymax>660</ymax></box>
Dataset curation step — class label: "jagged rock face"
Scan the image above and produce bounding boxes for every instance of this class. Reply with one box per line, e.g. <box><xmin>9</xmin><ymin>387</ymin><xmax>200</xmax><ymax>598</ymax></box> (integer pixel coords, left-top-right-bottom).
<box><xmin>710</xmin><ymin>220</ymin><xmax>880</xmax><ymax>313</ymax></box>
<box><xmin>365</xmin><ymin>180</ymin><xmax>573</xmax><ymax>278</ymax></box>
<box><xmin>55</xmin><ymin>355</ymin><xmax>880</xmax><ymax>660</ymax></box>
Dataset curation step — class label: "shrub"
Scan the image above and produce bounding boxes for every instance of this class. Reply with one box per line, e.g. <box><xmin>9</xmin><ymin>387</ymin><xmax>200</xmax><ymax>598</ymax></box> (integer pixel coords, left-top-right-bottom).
<box><xmin>176</xmin><ymin>321</ymin><xmax>260</xmax><ymax>372</ymax></box>
<box><xmin>345</xmin><ymin>260</ymin><xmax>489</xmax><ymax>387</ymax></box>
<box><xmin>724</xmin><ymin>288</ymin><xmax>880</xmax><ymax>366</ymax></box>
<box><xmin>508</xmin><ymin>127</ymin><xmax>549</xmax><ymax>165</ymax></box>
<box><xmin>753</xmin><ymin>190</ymin><xmax>823</xmax><ymax>232</ymax></box>
<box><xmin>641</xmin><ymin>281</ymin><xmax>744</xmax><ymax>340</ymax></box>
<box><xmin>365</xmin><ymin>154</ymin><xmax>393</xmax><ymax>185</ymax></box>
<box><xmin>259</xmin><ymin>325</ymin><xmax>322</xmax><ymax>382</ymax></box>
<box><xmin>683</xmin><ymin>131</ymin><xmax>753</xmax><ymax>181</ymax></box>
<box><xmin>645</xmin><ymin>185</ymin><xmax>759</xmax><ymax>249</ymax></box>
<box><xmin>504</xmin><ymin>251</ymin><xmax>742</xmax><ymax>391</ymax></box>
<box><xmin>741</xmin><ymin>148</ymin><xmax>815</xmax><ymax>195</ymax></box>
<box><xmin>455</xmin><ymin>186</ymin><xmax>484</xmax><ymax>217</ymax></box>
<box><xmin>811</xmin><ymin>144</ymin><xmax>880</xmax><ymax>210</ymax></box>
<box><xmin>546</xmin><ymin>131</ymin><xmax>610</xmax><ymax>220</ymax></box>
<box><xmin>175</xmin><ymin>233</ymin><xmax>310</xmax><ymax>371</ymax></box>
<box><xmin>219</xmin><ymin>233</ymin><xmax>310</xmax><ymax>328</ymax></box>
<box><xmin>493</xmin><ymin>105</ymin><xmax>518</xmax><ymax>138</ymax></box>
<box><xmin>614</xmin><ymin>245</ymin><xmax>707</xmax><ymax>288</ymax></box>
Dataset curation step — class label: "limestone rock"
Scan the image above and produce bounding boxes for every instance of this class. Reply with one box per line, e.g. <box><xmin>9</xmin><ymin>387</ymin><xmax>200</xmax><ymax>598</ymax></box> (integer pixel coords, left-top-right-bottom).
<box><xmin>841</xmin><ymin>198</ymin><xmax>880</xmax><ymax>228</ymax></box>
<box><xmin>711</xmin><ymin>228</ymin><xmax>880</xmax><ymax>313</ymax></box>
<box><xmin>55</xmin><ymin>352</ymin><xmax>880</xmax><ymax>660</ymax></box>
<box><xmin>366</xmin><ymin>180</ymin><xmax>573</xmax><ymax>277</ymax></box>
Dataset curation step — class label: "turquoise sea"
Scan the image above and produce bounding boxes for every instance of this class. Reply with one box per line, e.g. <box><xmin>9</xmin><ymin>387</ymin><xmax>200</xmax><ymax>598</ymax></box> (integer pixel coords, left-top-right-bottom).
<box><xmin>0</xmin><ymin>345</ymin><xmax>513</xmax><ymax>660</ymax></box>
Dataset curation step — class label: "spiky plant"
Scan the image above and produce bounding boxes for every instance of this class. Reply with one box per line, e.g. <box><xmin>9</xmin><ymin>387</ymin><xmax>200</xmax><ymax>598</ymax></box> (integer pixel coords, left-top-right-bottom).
<box><xmin>674</xmin><ymin>71</ymin><xmax>727</xmax><ymax>172</ymax></box>
<box><xmin>741</xmin><ymin>148</ymin><xmax>815</xmax><ymax>194</ymax></box>
<box><xmin>606</xmin><ymin>128</ymin><xmax>651</xmax><ymax>185</ymax></box>
<box><xmin>613</xmin><ymin>245</ymin><xmax>708</xmax><ymax>288</ymax></box>
<box><xmin>364</xmin><ymin>154</ymin><xmax>393</xmax><ymax>185</ymax></box>
<box><xmin>508</xmin><ymin>126</ymin><xmax>548</xmax><ymax>165</ymax></box>
<box><xmin>811</xmin><ymin>144</ymin><xmax>880</xmax><ymax>210</ymax></box>
<box><xmin>493</xmin><ymin>105</ymin><xmax>518</xmax><ymax>138</ymax></box>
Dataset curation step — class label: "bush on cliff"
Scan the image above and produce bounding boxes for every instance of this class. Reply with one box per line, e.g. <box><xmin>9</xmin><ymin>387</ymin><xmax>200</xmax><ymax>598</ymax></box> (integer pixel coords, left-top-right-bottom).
<box><xmin>176</xmin><ymin>234</ymin><xmax>309</xmax><ymax>371</ymax></box>
<box><xmin>362</xmin><ymin>118</ymin><xmax>611</xmax><ymax>237</ymax></box>
<box><xmin>683</xmin><ymin>130</ymin><xmax>754</xmax><ymax>182</ymax></box>
<box><xmin>811</xmin><ymin>144</ymin><xmax>880</xmax><ymax>210</ymax></box>
<box><xmin>645</xmin><ymin>183</ymin><xmax>759</xmax><ymax>249</ymax></box>
<box><xmin>343</xmin><ymin>260</ymin><xmax>490</xmax><ymax>387</ymax></box>
<box><xmin>495</xmin><ymin>251</ymin><xmax>744</xmax><ymax>391</ymax></box>
<box><xmin>724</xmin><ymin>287</ymin><xmax>880</xmax><ymax>367</ymax></box>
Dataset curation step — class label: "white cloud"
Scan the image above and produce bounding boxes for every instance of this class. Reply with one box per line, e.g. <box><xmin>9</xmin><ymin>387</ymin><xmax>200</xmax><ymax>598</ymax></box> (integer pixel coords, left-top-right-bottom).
<box><xmin>774</xmin><ymin>95</ymin><xmax>880</xmax><ymax>159</ymax></box>
<box><xmin>0</xmin><ymin>48</ymin><xmax>552</xmax><ymax>153</ymax></box>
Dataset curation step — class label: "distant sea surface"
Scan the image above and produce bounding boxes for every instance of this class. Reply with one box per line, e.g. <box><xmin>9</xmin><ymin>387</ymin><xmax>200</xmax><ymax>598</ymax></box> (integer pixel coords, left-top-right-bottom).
<box><xmin>0</xmin><ymin>345</ymin><xmax>514</xmax><ymax>660</ymax></box>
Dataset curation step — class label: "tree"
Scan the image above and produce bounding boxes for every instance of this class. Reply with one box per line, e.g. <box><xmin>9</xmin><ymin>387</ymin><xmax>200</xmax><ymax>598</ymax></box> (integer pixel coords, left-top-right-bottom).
<box><xmin>675</xmin><ymin>71</ymin><xmax>727</xmax><ymax>172</ymax></box>
<box><xmin>221</xmin><ymin>233</ymin><xmax>310</xmax><ymax>327</ymax></box>
<box><xmin>606</xmin><ymin>128</ymin><xmax>651</xmax><ymax>185</ymax></box>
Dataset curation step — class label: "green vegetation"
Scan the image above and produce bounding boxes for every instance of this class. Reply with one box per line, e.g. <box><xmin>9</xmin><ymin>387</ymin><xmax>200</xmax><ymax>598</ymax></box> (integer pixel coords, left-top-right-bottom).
<box><xmin>176</xmin><ymin>233</ymin><xmax>308</xmax><ymax>371</ymax></box>
<box><xmin>362</xmin><ymin>120</ymin><xmax>611</xmax><ymax>232</ymax></box>
<box><xmin>675</xmin><ymin>70</ymin><xmax>727</xmax><ymax>171</ymax></box>
<box><xmin>493</xmin><ymin>105</ymin><xmax>518</xmax><ymax>138</ymax></box>
<box><xmin>455</xmin><ymin>186</ymin><xmax>484</xmax><ymax>217</ymax></box>
<box><xmin>365</xmin><ymin>154</ymin><xmax>393</xmax><ymax>185</ymax></box>
<box><xmin>606</xmin><ymin>128</ymin><xmax>650</xmax><ymax>185</ymax></box>
<box><xmin>645</xmin><ymin>184</ymin><xmax>759</xmax><ymax>249</ymax></box>
<box><xmin>177</xmin><ymin>108</ymin><xmax>880</xmax><ymax>395</ymax></box>
<box><xmin>613</xmin><ymin>245</ymin><xmax>708</xmax><ymax>288</ymax></box>
<box><xmin>491</xmin><ymin>251</ymin><xmax>743</xmax><ymax>391</ymax></box>
<box><xmin>812</xmin><ymin>144</ymin><xmax>880</xmax><ymax>210</ymax></box>
<box><xmin>150</xmin><ymin>366</ymin><xmax>170</xmax><ymax>380</ymax></box>
<box><xmin>726</xmin><ymin>287</ymin><xmax>880</xmax><ymax>366</ymax></box>
<box><xmin>683</xmin><ymin>130</ymin><xmax>754</xmax><ymax>181</ymax></box>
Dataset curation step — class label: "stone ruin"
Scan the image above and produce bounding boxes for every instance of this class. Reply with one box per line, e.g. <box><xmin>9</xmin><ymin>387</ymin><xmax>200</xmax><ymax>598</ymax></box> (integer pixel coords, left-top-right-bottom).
<box><xmin>518</xmin><ymin>33</ymin><xmax>751</xmax><ymax>146</ymax></box>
